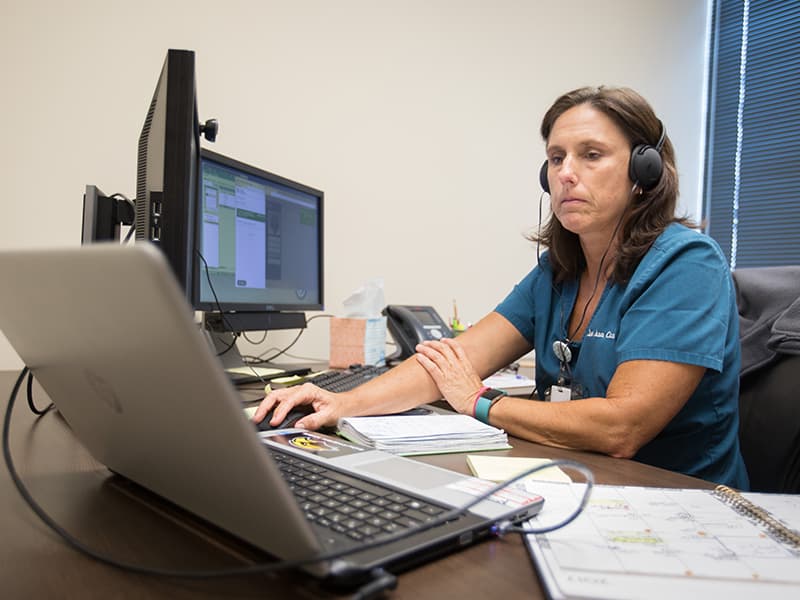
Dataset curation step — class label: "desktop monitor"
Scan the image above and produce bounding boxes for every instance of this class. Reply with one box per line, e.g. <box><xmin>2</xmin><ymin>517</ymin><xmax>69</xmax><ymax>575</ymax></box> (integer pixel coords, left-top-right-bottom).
<box><xmin>81</xmin><ymin>185</ymin><xmax>135</xmax><ymax>244</ymax></box>
<box><xmin>135</xmin><ymin>49</ymin><xmax>203</xmax><ymax>301</ymax></box>
<box><xmin>194</xmin><ymin>149</ymin><xmax>324</xmax><ymax>332</ymax></box>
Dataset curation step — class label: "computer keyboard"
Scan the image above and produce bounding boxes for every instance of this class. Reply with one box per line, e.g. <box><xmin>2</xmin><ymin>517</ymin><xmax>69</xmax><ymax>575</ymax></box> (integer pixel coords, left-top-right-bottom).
<box><xmin>306</xmin><ymin>364</ymin><xmax>390</xmax><ymax>393</ymax></box>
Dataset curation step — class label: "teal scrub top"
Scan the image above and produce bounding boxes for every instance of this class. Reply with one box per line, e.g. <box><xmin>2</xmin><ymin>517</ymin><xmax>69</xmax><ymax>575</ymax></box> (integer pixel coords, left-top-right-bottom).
<box><xmin>495</xmin><ymin>223</ymin><xmax>749</xmax><ymax>489</ymax></box>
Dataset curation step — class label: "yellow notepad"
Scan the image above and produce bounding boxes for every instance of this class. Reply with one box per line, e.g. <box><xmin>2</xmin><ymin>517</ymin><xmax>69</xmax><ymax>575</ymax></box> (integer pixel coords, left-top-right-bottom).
<box><xmin>466</xmin><ymin>455</ymin><xmax>572</xmax><ymax>483</ymax></box>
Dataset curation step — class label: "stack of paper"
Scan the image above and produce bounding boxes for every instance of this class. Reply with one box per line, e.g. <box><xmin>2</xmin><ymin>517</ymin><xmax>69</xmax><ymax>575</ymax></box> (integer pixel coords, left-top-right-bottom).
<box><xmin>337</xmin><ymin>414</ymin><xmax>510</xmax><ymax>456</ymax></box>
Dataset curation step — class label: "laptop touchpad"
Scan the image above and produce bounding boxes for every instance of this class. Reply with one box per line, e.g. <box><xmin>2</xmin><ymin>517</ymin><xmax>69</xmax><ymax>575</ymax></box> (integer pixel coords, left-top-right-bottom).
<box><xmin>360</xmin><ymin>459</ymin><xmax>463</xmax><ymax>490</ymax></box>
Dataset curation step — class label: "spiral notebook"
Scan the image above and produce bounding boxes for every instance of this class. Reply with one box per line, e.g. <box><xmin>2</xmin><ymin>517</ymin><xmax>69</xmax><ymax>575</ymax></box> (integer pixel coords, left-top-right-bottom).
<box><xmin>522</xmin><ymin>482</ymin><xmax>800</xmax><ymax>599</ymax></box>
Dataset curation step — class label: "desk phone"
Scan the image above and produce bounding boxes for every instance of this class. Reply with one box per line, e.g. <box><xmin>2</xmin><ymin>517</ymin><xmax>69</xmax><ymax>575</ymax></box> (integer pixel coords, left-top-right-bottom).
<box><xmin>383</xmin><ymin>304</ymin><xmax>453</xmax><ymax>360</ymax></box>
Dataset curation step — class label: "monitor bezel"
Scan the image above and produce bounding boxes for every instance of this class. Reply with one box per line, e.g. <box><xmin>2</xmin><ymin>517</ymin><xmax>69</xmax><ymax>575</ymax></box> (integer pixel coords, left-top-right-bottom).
<box><xmin>134</xmin><ymin>48</ymin><xmax>200</xmax><ymax>302</ymax></box>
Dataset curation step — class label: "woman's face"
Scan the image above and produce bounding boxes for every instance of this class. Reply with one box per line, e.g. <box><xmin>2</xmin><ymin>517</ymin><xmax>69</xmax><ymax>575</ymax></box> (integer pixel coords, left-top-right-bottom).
<box><xmin>544</xmin><ymin>104</ymin><xmax>633</xmax><ymax>243</ymax></box>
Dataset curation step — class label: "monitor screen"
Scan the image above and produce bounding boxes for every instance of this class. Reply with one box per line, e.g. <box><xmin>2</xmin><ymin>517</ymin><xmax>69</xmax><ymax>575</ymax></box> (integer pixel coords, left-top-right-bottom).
<box><xmin>135</xmin><ymin>49</ymin><xmax>200</xmax><ymax>301</ymax></box>
<box><xmin>194</xmin><ymin>149</ymin><xmax>324</xmax><ymax>326</ymax></box>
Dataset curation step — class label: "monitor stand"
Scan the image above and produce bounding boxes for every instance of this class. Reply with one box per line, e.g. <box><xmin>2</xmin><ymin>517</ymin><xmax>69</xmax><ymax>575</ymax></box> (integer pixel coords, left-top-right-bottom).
<box><xmin>201</xmin><ymin>328</ymin><xmax>311</xmax><ymax>385</ymax></box>
<box><xmin>204</xmin><ymin>329</ymin><xmax>247</xmax><ymax>371</ymax></box>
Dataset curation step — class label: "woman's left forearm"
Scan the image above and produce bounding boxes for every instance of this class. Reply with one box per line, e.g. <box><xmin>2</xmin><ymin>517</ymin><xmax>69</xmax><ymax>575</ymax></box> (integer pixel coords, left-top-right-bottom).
<box><xmin>486</xmin><ymin>359</ymin><xmax>705</xmax><ymax>457</ymax></box>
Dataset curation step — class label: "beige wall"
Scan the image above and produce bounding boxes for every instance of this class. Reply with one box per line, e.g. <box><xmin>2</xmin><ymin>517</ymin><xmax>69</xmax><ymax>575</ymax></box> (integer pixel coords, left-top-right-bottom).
<box><xmin>0</xmin><ymin>0</ymin><xmax>709</xmax><ymax>369</ymax></box>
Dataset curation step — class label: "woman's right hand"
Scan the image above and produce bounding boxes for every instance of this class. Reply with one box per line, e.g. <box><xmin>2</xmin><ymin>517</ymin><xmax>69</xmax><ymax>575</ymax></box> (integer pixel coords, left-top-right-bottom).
<box><xmin>251</xmin><ymin>383</ymin><xmax>344</xmax><ymax>430</ymax></box>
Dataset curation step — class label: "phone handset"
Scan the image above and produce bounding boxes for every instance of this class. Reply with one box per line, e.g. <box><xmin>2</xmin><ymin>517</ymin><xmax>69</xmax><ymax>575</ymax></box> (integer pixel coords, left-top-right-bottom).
<box><xmin>382</xmin><ymin>304</ymin><xmax>453</xmax><ymax>362</ymax></box>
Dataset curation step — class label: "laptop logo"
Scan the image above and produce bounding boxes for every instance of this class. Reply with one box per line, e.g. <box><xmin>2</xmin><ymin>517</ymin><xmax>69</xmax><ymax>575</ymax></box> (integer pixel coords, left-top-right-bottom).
<box><xmin>83</xmin><ymin>369</ymin><xmax>124</xmax><ymax>414</ymax></box>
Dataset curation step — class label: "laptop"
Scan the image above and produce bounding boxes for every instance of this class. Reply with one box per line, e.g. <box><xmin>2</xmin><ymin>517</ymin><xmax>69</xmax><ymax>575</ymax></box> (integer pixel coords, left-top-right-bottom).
<box><xmin>0</xmin><ymin>244</ymin><xmax>543</xmax><ymax>586</ymax></box>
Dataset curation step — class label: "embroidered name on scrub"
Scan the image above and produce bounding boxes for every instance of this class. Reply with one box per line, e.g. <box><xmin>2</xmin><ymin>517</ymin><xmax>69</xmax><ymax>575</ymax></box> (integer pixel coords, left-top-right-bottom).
<box><xmin>584</xmin><ymin>329</ymin><xmax>616</xmax><ymax>339</ymax></box>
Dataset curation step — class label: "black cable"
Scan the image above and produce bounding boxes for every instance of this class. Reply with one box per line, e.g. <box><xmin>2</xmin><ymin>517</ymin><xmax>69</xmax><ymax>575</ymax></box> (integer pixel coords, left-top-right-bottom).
<box><xmin>352</xmin><ymin>568</ymin><xmax>397</xmax><ymax>599</ymax></box>
<box><xmin>562</xmin><ymin>210</ymin><xmax>625</xmax><ymax>344</ymax></box>
<box><xmin>491</xmin><ymin>468</ymin><xmax>595</xmax><ymax>536</ymax></box>
<box><xmin>4</xmin><ymin>366</ymin><xmax>593</xmax><ymax>580</ymax></box>
<box><xmin>536</xmin><ymin>190</ymin><xmax>546</xmax><ymax>270</ymax></box>
<box><xmin>240</xmin><ymin>327</ymin><xmax>302</xmax><ymax>366</ymax></box>
<box><xmin>194</xmin><ymin>250</ymin><xmax>253</xmax><ymax>382</ymax></box>
<box><xmin>122</xmin><ymin>224</ymin><xmax>136</xmax><ymax>244</ymax></box>
<box><xmin>245</xmin><ymin>314</ymin><xmax>334</xmax><ymax>365</ymax></box>
<box><xmin>110</xmin><ymin>193</ymin><xmax>136</xmax><ymax>243</ymax></box>
<box><xmin>212</xmin><ymin>331</ymin><xmax>240</xmax><ymax>357</ymax></box>
<box><xmin>254</xmin><ymin>351</ymin><xmax>326</xmax><ymax>364</ymax></box>
<box><xmin>241</xmin><ymin>330</ymin><xmax>268</xmax><ymax>345</ymax></box>
<box><xmin>196</xmin><ymin>249</ymin><xmax>239</xmax><ymax>338</ymax></box>
<box><xmin>26</xmin><ymin>371</ymin><xmax>54</xmax><ymax>416</ymax></box>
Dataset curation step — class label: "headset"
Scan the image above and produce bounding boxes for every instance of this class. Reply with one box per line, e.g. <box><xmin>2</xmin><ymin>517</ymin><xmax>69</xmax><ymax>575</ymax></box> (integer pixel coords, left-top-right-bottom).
<box><xmin>540</xmin><ymin>121</ymin><xmax>666</xmax><ymax>194</ymax></box>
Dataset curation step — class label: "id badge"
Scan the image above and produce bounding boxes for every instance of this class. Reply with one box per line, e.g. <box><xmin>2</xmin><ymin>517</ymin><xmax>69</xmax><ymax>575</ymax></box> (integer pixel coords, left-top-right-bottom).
<box><xmin>550</xmin><ymin>385</ymin><xmax>572</xmax><ymax>402</ymax></box>
<box><xmin>545</xmin><ymin>382</ymin><xmax>586</xmax><ymax>402</ymax></box>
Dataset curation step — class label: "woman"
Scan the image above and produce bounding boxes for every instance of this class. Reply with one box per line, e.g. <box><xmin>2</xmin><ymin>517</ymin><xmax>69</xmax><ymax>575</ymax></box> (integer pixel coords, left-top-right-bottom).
<box><xmin>254</xmin><ymin>86</ymin><xmax>749</xmax><ymax>489</ymax></box>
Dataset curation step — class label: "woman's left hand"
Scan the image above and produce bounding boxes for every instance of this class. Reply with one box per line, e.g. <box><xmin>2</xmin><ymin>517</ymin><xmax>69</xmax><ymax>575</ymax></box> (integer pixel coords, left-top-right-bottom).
<box><xmin>414</xmin><ymin>338</ymin><xmax>484</xmax><ymax>415</ymax></box>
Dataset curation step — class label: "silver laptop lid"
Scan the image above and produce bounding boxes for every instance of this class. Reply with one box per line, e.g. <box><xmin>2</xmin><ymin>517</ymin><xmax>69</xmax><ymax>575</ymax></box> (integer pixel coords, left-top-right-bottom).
<box><xmin>0</xmin><ymin>244</ymin><xmax>322</xmax><ymax>562</ymax></box>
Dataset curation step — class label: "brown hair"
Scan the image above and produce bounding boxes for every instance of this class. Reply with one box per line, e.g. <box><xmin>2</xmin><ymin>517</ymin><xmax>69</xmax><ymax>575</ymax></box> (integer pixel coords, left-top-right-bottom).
<box><xmin>533</xmin><ymin>86</ymin><xmax>691</xmax><ymax>284</ymax></box>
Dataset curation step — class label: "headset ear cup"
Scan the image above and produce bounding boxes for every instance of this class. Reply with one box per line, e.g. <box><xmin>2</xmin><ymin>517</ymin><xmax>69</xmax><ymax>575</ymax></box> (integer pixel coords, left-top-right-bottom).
<box><xmin>629</xmin><ymin>145</ymin><xmax>663</xmax><ymax>192</ymax></box>
<box><xmin>539</xmin><ymin>161</ymin><xmax>550</xmax><ymax>193</ymax></box>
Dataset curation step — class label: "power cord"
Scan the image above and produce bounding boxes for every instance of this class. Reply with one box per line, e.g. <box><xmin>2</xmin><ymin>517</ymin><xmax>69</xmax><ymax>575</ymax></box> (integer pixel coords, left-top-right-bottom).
<box><xmin>241</xmin><ymin>330</ymin><xmax>268</xmax><ymax>345</ymax></box>
<box><xmin>352</xmin><ymin>568</ymin><xmax>397</xmax><ymax>599</ymax></box>
<box><xmin>26</xmin><ymin>371</ymin><xmax>54</xmax><ymax>416</ymax></box>
<box><xmin>211</xmin><ymin>330</ymin><xmax>241</xmax><ymax>358</ymax></box>
<box><xmin>242</xmin><ymin>314</ymin><xmax>334</xmax><ymax>365</ymax></box>
<box><xmin>196</xmin><ymin>249</ymin><xmax>238</xmax><ymax>337</ymax></box>
<box><xmin>5</xmin><ymin>367</ymin><xmax>593</xmax><ymax>590</ymax></box>
<box><xmin>195</xmin><ymin>249</ymin><xmax>272</xmax><ymax>386</ymax></box>
<box><xmin>110</xmin><ymin>193</ymin><xmax>136</xmax><ymax>243</ymax></box>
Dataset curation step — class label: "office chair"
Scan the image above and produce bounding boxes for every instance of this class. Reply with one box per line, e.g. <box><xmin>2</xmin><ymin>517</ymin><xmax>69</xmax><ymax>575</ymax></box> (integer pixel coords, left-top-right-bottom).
<box><xmin>738</xmin><ymin>353</ymin><xmax>800</xmax><ymax>493</ymax></box>
<box><xmin>734</xmin><ymin>266</ymin><xmax>800</xmax><ymax>493</ymax></box>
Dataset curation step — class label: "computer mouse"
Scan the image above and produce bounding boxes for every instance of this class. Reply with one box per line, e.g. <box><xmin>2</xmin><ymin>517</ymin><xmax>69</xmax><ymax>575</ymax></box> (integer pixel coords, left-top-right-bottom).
<box><xmin>255</xmin><ymin>404</ymin><xmax>315</xmax><ymax>431</ymax></box>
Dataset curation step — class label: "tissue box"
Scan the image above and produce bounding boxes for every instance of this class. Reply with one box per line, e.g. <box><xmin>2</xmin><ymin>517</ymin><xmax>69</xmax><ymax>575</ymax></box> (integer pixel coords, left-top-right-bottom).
<box><xmin>329</xmin><ymin>317</ymin><xmax>386</xmax><ymax>369</ymax></box>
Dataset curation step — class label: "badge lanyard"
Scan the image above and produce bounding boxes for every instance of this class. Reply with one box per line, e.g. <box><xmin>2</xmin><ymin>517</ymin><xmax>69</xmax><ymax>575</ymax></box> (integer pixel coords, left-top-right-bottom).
<box><xmin>545</xmin><ymin>339</ymin><xmax>586</xmax><ymax>401</ymax></box>
<box><xmin>545</xmin><ymin>271</ymin><xmax>603</xmax><ymax>402</ymax></box>
<box><xmin>542</xmin><ymin>209</ymin><xmax>624</xmax><ymax>403</ymax></box>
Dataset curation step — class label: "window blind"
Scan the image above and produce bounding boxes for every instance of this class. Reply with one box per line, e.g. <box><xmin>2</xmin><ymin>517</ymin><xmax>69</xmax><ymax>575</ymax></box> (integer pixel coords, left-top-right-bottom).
<box><xmin>704</xmin><ymin>0</ymin><xmax>800</xmax><ymax>268</ymax></box>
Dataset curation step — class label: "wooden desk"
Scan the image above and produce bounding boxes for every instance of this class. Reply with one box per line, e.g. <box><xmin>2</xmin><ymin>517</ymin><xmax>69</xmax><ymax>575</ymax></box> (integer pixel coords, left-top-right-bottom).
<box><xmin>0</xmin><ymin>371</ymin><xmax>713</xmax><ymax>599</ymax></box>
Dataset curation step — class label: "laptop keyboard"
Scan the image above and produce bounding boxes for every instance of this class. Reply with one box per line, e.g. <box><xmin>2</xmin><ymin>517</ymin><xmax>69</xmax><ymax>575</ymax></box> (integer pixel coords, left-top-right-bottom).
<box><xmin>268</xmin><ymin>448</ymin><xmax>449</xmax><ymax>546</ymax></box>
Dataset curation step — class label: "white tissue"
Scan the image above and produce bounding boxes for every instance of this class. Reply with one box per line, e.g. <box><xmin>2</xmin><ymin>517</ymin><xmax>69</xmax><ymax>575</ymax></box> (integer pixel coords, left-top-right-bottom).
<box><xmin>342</xmin><ymin>278</ymin><xmax>385</xmax><ymax>317</ymax></box>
